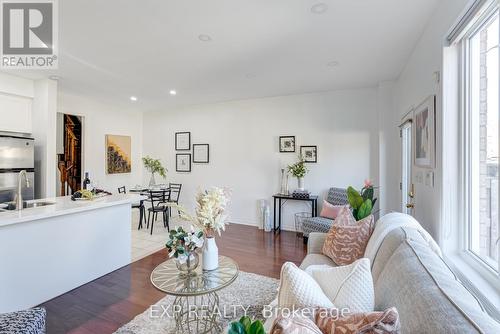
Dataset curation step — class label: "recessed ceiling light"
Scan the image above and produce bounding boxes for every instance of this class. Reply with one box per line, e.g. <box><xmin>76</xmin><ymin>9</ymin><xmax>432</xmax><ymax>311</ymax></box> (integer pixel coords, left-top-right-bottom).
<box><xmin>130</xmin><ymin>96</ymin><xmax>138</xmax><ymax>101</ymax></box>
<box><xmin>49</xmin><ymin>75</ymin><xmax>60</xmax><ymax>81</ymax></box>
<box><xmin>311</xmin><ymin>3</ymin><xmax>328</xmax><ymax>14</ymax></box>
<box><xmin>245</xmin><ymin>73</ymin><xmax>256</xmax><ymax>79</ymax></box>
<box><xmin>169</xmin><ymin>90</ymin><xmax>177</xmax><ymax>96</ymax></box>
<box><xmin>198</xmin><ymin>34</ymin><xmax>212</xmax><ymax>42</ymax></box>
<box><xmin>327</xmin><ymin>61</ymin><xmax>339</xmax><ymax>67</ymax></box>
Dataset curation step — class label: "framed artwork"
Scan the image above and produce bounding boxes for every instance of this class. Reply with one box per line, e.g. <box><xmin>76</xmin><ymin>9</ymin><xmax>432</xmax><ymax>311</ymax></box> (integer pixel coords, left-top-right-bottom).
<box><xmin>176</xmin><ymin>153</ymin><xmax>191</xmax><ymax>172</ymax></box>
<box><xmin>175</xmin><ymin>132</ymin><xmax>191</xmax><ymax>151</ymax></box>
<box><xmin>193</xmin><ymin>144</ymin><xmax>209</xmax><ymax>163</ymax></box>
<box><xmin>106</xmin><ymin>134</ymin><xmax>131</xmax><ymax>174</ymax></box>
<box><xmin>414</xmin><ymin>95</ymin><xmax>435</xmax><ymax>168</ymax></box>
<box><xmin>279</xmin><ymin>136</ymin><xmax>296</xmax><ymax>153</ymax></box>
<box><xmin>300</xmin><ymin>146</ymin><xmax>317</xmax><ymax>163</ymax></box>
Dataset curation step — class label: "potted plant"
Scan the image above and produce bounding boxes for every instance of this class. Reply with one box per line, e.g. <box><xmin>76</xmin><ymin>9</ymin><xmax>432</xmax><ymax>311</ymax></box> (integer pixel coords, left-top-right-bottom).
<box><xmin>228</xmin><ymin>316</ymin><xmax>266</xmax><ymax>334</ymax></box>
<box><xmin>166</xmin><ymin>226</ymin><xmax>204</xmax><ymax>276</ymax></box>
<box><xmin>173</xmin><ymin>187</ymin><xmax>231</xmax><ymax>271</ymax></box>
<box><xmin>347</xmin><ymin>179</ymin><xmax>377</xmax><ymax>220</ymax></box>
<box><xmin>288</xmin><ymin>157</ymin><xmax>308</xmax><ymax>191</ymax></box>
<box><xmin>142</xmin><ymin>156</ymin><xmax>167</xmax><ymax>187</ymax></box>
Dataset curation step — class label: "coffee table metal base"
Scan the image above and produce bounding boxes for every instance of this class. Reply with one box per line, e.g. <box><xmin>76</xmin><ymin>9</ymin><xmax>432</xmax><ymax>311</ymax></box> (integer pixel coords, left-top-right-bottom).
<box><xmin>173</xmin><ymin>291</ymin><xmax>221</xmax><ymax>334</ymax></box>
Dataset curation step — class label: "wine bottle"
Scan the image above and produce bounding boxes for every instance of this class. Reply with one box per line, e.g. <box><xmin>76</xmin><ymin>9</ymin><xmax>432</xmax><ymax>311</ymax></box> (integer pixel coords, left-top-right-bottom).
<box><xmin>83</xmin><ymin>172</ymin><xmax>91</xmax><ymax>190</ymax></box>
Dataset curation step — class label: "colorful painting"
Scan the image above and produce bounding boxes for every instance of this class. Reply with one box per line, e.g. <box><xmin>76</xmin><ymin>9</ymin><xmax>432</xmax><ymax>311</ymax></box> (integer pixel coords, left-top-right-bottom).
<box><xmin>414</xmin><ymin>96</ymin><xmax>435</xmax><ymax>168</ymax></box>
<box><xmin>106</xmin><ymin>135</ymin><xmax>131</xmax><ymax>174</ymax></box>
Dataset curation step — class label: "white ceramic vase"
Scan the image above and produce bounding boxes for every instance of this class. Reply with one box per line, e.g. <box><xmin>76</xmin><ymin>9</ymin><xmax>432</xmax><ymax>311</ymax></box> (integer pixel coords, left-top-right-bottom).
<box><xmin>202</xmin><ymin>237</ymin><xmax>219</xmax><ymax>271</ymax></box>
<box><xmin>297</xmin><ymin>177</ymin><xmax>305</xmax><ymax>191</ymax></box>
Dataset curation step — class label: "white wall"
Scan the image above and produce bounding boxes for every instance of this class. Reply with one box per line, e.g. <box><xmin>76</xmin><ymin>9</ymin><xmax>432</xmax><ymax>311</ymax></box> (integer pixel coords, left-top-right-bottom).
<box><xmin>143</xmin><ymin>88</ymin><xmax>380</xmax><ymax>230</ymax></box>
<box><xmin>391</xmin><ymin>0</ymin><xmax>470</xmax><ymax>240</ymax></box>
<box><xmin>58</xmin><ymin>93</ymin><xmax>144</xmax><ymax>194</ymax></box>
<box><xmin>32</xmin><ymin>79</ymin><xmax>58</xmax><ymax>199</ymax></box>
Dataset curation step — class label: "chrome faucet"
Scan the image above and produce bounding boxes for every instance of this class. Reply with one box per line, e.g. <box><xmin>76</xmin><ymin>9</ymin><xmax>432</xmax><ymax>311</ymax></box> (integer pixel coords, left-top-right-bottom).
<box><xmin>14</xmin><ymin>170</ymin><xmax>30</xmax><ymax>210</ymax></box>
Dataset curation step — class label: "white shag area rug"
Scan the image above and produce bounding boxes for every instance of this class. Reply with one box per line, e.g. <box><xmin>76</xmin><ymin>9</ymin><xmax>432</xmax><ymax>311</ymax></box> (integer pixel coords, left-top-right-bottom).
<box><xmin>115</xmin><ymin>271</ymin><xmax>279</xmax><ymax>334</ymax></box>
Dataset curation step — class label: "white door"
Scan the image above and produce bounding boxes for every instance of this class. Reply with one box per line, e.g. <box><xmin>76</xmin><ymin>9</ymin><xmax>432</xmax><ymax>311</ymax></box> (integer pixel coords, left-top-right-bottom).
<box><xmin>401</xmin><ymin>120</ymin><xmax>414</xmax><ymax>215</ymax></box>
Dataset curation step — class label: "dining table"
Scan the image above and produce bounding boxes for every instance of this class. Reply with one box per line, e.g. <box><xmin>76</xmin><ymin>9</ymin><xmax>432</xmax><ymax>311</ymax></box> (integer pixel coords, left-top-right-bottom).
<box><xmin>129</xmin><ymin>186</ymin><xmax>171</xmax><ymax>229</ymax></box>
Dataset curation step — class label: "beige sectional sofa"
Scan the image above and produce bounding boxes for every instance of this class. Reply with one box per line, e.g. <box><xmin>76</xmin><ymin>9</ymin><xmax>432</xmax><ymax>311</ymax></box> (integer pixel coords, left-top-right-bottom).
<box><xmin>300</xmin><ymin>214</ymin><xmax>500</xmax><ymax>333</ymax></box>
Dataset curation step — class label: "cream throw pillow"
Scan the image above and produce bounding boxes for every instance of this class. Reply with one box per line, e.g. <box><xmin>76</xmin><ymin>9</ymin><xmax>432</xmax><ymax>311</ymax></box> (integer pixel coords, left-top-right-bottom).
<box><xmin>278</xmin><ymin>262</ymin><xmax>335</xmax><ymax>309</ymax></box>
<box><xmin>305</xmin><ymin>258</ymin><xmax>374</xmax><ymax>313</ymax></box>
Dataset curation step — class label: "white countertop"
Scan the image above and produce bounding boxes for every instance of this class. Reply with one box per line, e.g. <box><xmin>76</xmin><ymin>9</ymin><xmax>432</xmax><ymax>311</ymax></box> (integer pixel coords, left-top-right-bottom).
<box><xmin>0</xmin><ymin>194</ymin><xmax>146</xmax><ymax>228</ymax></box>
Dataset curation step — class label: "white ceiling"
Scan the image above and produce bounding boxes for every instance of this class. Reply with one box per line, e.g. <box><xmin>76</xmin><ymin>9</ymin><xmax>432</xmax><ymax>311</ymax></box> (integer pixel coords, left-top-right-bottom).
<box><xmin>5</xmin><ymin>0</ymin><xmax>439</xmax><ymax>111</ymax></box>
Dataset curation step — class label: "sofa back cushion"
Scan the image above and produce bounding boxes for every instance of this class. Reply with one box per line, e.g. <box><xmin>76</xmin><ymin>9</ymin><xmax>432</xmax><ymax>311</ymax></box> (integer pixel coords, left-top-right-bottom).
<box><xmin>374</xmin><ymin>228</ymin><xmax>500</xmax><ymax>333</ymax></box>
<box><xmin>371</xmin><ymin>227</ymin><xmax>406</xmax><ymax>283</ymax></box>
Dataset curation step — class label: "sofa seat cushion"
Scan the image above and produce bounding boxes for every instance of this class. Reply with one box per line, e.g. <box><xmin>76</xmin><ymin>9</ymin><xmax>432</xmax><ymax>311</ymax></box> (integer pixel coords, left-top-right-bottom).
<box><xmin>0</xmin><ymin>307</ymin><xmax>46</xmax><ymax>334</ymax></box>
<box><xmin>300</xmin><ymin>254</ymin><xmax>337</xmax><ymax>270</ymax></box>
<box><xmin>375</xmin><ymin>230</ymin><xmax>500</xmax><ymax>333</ymax></box>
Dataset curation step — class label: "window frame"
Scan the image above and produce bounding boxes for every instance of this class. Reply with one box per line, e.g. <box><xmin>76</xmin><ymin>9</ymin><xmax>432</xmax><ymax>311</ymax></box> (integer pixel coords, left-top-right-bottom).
<box><xmin>459</xmin><ymin>4</ymin><xmax>500</xmax><ymax>281</ymax></box>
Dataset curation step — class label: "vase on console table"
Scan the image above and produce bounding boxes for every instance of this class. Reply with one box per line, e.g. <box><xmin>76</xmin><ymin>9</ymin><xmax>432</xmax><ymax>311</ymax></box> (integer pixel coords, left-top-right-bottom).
<box><xmin>297</xmin><ymin>177</ymin><xmax>305</xmax><ymax>191</ymax></box>
<box><xmin>202</xmin><ymin>235</ymin><xmax>219</xmax><ymax>271</ymax></box>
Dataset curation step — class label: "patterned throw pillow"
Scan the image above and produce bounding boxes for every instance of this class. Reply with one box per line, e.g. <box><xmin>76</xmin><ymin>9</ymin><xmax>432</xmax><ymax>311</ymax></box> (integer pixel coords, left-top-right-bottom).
<box><xmin>314</xmin><ymin>307</ymin><xmax>401</xmax><ymax>334</ymax></box>
<box><xmin>270</xmin><ymin>313</ymin><xmax>323</xmax><ymax>334</ymax></box>
<box><xmin>322</xmin><ymin>207</ymin><xmax>374</xmax><ymax>265</ymax></box>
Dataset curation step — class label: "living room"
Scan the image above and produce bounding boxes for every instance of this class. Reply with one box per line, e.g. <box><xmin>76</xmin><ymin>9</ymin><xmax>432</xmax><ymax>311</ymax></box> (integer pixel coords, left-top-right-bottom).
<box><xmin>0</xmin><ymin>0</ymin><xmax>499</xmax><ymax>333</ymax></box>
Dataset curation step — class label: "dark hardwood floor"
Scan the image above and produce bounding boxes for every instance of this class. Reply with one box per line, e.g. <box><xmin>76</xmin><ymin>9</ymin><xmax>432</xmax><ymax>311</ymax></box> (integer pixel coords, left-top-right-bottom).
<box><xmin>40</xmin><ymin>224</ymin><xmax>306</xmax><ymax>333</ymax></box>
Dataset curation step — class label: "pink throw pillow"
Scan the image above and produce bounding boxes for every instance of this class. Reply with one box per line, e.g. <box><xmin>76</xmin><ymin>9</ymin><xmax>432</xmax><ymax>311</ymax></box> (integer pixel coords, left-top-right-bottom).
<box><xmin>320</xmin><ymin>201</ymin><xmax>344</xmax><ymax>220</ymax></box>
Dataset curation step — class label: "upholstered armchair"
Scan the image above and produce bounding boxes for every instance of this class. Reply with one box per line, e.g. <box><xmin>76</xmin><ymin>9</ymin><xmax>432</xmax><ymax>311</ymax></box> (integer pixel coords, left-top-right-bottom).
<box><xmin>0</xmin><ymin>308</ymin><xmax>46</xmax><ymax>334</ymax></box>
<box><xmin>301</xmin><ymin>187</ymin><xmax>348</xmax><ymax>238</ymax></box>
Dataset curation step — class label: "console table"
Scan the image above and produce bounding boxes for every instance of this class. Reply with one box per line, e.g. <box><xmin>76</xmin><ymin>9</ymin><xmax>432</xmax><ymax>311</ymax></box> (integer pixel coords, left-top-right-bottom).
<box><xmin>272</xmin><ymin>194</ymin><xmax>318</xmax><ymax>232</ymax></box>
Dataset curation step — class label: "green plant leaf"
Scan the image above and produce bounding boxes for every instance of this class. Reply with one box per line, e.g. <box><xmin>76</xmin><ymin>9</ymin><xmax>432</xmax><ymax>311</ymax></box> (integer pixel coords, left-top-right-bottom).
<box><xmin>239</xmin><ymin>316</ymin><xmax>252</xmax><ymax>332</ymax></box>
<box><xmin>357</xmin><ymin>199</ymin><xmax>373</xmax><ymax>220</ymax></box>
<box><xmin>347</xmin><ymin>186</ymin><xmax>363</xmax><ymax>210</ymax></box>
<box><xmin>249</xmin><ymin>320</ymin><xmax>265</xmax><ymax>334</ymax></box>
<box><xmin>361</xmin><ymin>187</ymin><xmax>374</xmax><ymax>201</ymax></box>
<box><xmin>228</xmin><ymin>322</ymin><xmax>246</xmax><ymax>334</ymax></box>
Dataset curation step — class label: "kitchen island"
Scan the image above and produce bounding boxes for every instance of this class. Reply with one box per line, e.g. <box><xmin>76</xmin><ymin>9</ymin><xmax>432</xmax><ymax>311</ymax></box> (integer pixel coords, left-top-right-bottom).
<box><xmin>0</xmin><ymin>194</ymin><xmax>144</xmax><ymax>313</ymax></box>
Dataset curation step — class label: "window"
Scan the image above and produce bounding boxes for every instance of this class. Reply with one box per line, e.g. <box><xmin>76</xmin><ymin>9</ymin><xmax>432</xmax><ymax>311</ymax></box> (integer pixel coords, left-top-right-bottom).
<box><xmin>463</xmin><ymin>6</ymin><xmax>499</xmax><ymax>272</ymax></box>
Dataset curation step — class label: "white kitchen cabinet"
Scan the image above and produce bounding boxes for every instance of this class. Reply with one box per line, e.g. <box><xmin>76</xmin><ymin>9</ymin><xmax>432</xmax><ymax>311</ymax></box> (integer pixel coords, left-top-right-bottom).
<box><xmin>0</xmin><ymin>93</ymin><xmax>33</xmax><ymax>134</ymax></box>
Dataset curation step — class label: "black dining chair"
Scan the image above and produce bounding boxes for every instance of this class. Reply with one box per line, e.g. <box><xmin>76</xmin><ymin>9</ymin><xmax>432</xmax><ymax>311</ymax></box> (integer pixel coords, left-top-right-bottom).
<box><xmin>168</xmin><ymin>183</ymin><xmax>182</xmax><ymax>217</ymax></box>
<box><xmin>118</xmin><ymin>186</ymin><xmax>145</xmax><ymax>230</ymax></box>
<box><xmin>147</xmin><ymin>189</ymin><xmax>170</xmax><ymax>235</ymax></box>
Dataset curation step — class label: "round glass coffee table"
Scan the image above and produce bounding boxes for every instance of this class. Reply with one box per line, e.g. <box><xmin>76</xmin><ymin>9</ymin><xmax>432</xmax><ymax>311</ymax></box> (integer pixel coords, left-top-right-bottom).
<box><xmin>151</xmin><ymin>255</ymin><xmax>239</xmax><ymax>334</ymax></box>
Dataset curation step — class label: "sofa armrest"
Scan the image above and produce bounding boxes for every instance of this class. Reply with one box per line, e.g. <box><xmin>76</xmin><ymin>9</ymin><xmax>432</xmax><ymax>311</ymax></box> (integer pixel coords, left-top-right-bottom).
<box><xmin>307</xmin><ymin>232</ymin><xmax>327</xmax><ymax>254</ymax></box>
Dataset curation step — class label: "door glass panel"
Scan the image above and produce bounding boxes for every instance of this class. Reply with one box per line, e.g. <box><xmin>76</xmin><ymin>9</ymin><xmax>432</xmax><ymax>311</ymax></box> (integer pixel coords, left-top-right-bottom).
<box><xmin>401</xmin><ymin>122</ymin><xmax>412</xmax><ymax>214</ymax></box>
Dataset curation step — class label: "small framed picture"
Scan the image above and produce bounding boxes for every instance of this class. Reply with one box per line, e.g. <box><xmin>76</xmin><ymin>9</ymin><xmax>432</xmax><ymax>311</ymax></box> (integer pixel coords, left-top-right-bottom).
<box><xmin>279</xmin><ymin>136</ymin><xmax>296</xmax><ymax>153</ymax></box>
<box><xmin>193</xmin><ymin>144</ymin><xmax>209</xmax><ymax>163</ymax></box>
<box><xmin>300</xmin><ymin>146</ymin><xmax>317</xmax><ymax>163</ymax></box>
<box><xmin>175</xmin><ymin>132</ymin><xmax>191</xmax><ymax>151</ymax></box>
<box><xmin>414</xmin><ymin>95</ymin><xmax>435</xmax><ymax>168</ymax></box>
<box><xmin>176</xmin><ymin>154</ymin><xmax>191</xmax><ymax>172</ymax></box>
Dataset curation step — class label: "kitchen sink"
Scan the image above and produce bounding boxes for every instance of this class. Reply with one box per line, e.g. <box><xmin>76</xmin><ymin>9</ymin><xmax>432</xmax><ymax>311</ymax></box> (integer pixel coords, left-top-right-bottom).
<box><xmin>0</xmin><ymin>201</ymin><xmax>56</xmax><ymax>211</ymax></box>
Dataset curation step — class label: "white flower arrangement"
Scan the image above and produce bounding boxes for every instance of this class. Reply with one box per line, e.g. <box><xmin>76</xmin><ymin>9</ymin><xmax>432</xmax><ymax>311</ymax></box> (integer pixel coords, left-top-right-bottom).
<box><xmin>166</xmin><ymin>226</ymin><xmax>204</xmax><ymax>264</ymax></box>
<box><xmin>174</xmin><ymin>187</ymin><xmax>231</xmax><ymax>237</ymax></box>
